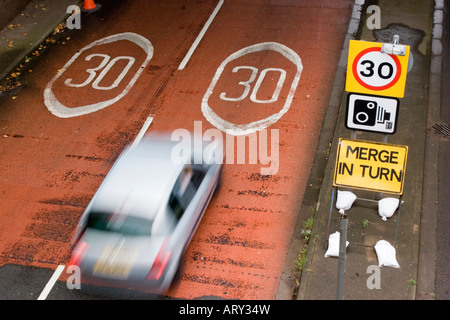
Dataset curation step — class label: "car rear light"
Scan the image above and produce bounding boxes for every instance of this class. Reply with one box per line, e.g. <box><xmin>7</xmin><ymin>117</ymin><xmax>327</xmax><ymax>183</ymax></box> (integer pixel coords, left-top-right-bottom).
<box><xmin>68</xmin><ymin>241</ymin><xmax>90</xmax><ymax>267</ymax></box>
<box><xmin>147</xmin><ymin>240</ymin><xmax>172</xmax><ymax>280</ymax></box>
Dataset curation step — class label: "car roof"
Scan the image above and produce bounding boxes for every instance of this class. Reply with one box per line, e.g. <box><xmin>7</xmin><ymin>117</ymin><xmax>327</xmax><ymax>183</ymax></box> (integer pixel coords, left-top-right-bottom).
<box><xmin>90</xmin><ymin>137</ymin><xmax>187</xmax><ymax>220</ymax></box>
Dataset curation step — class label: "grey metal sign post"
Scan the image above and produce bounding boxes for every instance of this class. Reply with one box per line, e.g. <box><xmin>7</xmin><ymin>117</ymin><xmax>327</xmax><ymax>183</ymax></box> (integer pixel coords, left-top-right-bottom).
<box><xmin>336</xmin><ymin>211</ymin><xmax>348</xmax><ymax>300</ymax></box>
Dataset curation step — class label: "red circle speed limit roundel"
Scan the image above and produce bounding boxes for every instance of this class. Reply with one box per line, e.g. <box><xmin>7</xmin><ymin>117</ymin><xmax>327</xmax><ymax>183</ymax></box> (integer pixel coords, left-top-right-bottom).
<box><xmin>352</xmin><ymin>47</ymin><xmax>402</xmax><ymax>91</ymax></box>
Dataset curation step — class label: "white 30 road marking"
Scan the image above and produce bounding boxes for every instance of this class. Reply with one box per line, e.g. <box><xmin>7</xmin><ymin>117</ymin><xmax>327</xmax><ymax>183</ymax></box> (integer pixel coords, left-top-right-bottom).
<box><xmin>202</xmin><ymin>42</ymin><xmax>303</xmax><ymax>136</ymax></box>
<box><xmin>44</xmin><ymin>32</ymin><xmax>153</xmax><ymax>118</ymax></box>
<box><xmin>64</xmin><ymin>54</ymin><xmax>136</xmax><ymax>91</ymax></box>
<box><xmin>219</xmin><ymin>66</ymin><xmax>287</xmax><ymax>104</ymax></box>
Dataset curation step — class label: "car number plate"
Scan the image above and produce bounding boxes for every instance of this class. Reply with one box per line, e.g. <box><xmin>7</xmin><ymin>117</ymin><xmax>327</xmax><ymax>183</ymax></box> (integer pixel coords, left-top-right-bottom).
<box><xmin>93</xmin><ymin>244</ymin><xmax>138</xmax><ymax>279</ymax></box>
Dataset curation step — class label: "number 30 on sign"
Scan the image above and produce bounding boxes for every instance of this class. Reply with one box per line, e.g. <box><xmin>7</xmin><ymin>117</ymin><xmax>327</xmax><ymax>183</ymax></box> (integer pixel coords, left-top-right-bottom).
<box><xmin>345</xmin><ymin>40</ymin><xmax>410</xmax><ymax>98</ymax></box>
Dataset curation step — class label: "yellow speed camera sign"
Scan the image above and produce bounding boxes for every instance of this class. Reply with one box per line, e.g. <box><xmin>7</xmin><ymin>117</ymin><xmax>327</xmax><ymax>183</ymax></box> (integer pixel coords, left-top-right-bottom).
<box><xmin>345</xmin><ymin>40</ymin><xmax>410</xmax><ymax>98</ymax></box>
<box><xmin>333</xmin><ymin>138</ymin><xmax>408</xmax><ymax>194</ymax></box>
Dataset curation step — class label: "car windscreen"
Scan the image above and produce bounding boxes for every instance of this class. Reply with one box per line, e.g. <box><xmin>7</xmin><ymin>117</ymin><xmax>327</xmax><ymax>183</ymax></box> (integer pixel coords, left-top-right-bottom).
<box><xmin>86</xmin><ymin>212</ymin><xmax>152</xmax><ymax>236</ymax></box>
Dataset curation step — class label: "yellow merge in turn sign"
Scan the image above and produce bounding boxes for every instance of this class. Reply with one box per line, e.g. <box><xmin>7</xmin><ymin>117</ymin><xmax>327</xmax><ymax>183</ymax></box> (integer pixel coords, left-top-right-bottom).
<box><xmin>333</xmin><ymin>138</ymin><xmax>408</xmax><ymax>194</ymax></box>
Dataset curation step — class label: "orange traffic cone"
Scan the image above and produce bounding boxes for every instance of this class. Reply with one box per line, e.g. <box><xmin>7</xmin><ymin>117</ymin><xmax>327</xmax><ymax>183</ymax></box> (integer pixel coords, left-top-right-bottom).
<box><xmin>81</xmin><ymin>0</ymin><xmax>101</xmax><ymax>12</ymax></box>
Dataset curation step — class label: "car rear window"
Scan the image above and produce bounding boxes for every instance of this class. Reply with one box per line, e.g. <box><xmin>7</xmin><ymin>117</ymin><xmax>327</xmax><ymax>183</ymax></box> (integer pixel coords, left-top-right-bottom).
<box><xmin>87</xmin><ymin>212</ymin><xmax>152</xmax><ymax>236</ymax></box>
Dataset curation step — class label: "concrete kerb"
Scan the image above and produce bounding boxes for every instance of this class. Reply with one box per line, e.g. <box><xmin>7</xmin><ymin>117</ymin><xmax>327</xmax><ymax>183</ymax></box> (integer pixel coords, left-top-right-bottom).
<box><xmin>416</xmin><ymin>0</ymin><xmax>444</xmax><ymax>300</ymax></box>
<box><xmin>0</xmin><ymin>0</ymin><xmax>82</xmax><ymax>82</ymax></box>
<box><xmin>276</xmin><ymin>0</ymin><xmax>364</xmax><ymax>300</ymax></box>
<box><xmin>0</xmin><ymin>0</ymin><xmax>31</xmax><ymax>31</ymax></box>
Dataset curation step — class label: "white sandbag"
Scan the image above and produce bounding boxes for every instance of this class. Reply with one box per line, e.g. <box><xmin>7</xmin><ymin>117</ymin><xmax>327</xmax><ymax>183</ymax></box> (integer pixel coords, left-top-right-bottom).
<box><xmin>378</xmin><ymin>197</ymin><xmax>400</xmax><ymax>221</ymax></box>
<box><xmin>374</xmin><ymin>240</ymin><xmax>400</xmax><ymax>268</ymax></box>
<box><xmin>336</xmin><ymin>190</ymin><xmax>357</xmax><ymax>214</ymax></box>
<box><xmin>324</xmin><ymin>231</ymin><xmax>349</xmax><ymax>258</ymax></box>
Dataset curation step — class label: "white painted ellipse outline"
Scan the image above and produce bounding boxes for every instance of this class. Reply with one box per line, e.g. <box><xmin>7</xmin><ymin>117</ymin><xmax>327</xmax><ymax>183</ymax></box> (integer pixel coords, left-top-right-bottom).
<box><xmin>44</xmin><ymin>32</ymin><xmax>153</xmax><ymax>118</ymax></box>
<box><xmin>201</xmin><ymin>42</ymin><xmax>303</xmax><ymax>136</ymax></box>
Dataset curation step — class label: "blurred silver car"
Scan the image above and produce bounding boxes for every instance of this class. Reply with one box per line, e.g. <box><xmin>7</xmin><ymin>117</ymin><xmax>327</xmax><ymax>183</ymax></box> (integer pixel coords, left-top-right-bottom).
<box><xmin>68</xmin><ymin>136</ymin><xmax>222</xmax><ymax>294</ymax></box>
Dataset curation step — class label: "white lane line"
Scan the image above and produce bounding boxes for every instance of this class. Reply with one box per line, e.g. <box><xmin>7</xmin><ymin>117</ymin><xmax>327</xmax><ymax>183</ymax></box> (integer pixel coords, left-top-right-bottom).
<box><xmin>130</xmin><ymin>116</ymin><xmax>154</xmax><ymax>149</ymax></box>
<box><xmin>37</xmin><ymin>264</ymin><xmax>65</xmax><ymax>300</ymax></box>
<box><xmin>178</xmin><ymin>0</ymin><xmax>224</xmax><ymax>70</ymax></box>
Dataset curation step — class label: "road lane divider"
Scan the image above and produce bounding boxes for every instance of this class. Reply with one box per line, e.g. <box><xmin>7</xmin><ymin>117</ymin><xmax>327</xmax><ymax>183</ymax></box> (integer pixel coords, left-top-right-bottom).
<box><xmin>130</xmin><ymin>116</ymin><xmax>154</xmax><ymax>149</ymax></box>
<box><xmin>37</xmin><ymin>264</ymin><xmax>65</xmax><ymax>300</ymax></box>
<box><xmin>178</xmin><ymin>0</ymin><xmax>224</xmax><ymax>70</ymax></box>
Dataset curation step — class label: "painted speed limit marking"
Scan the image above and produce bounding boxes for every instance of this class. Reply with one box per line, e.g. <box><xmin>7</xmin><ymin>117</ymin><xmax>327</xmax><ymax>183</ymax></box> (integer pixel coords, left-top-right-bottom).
<box><xmin>44</xmin><ymin>32</ymin><xmax>153</xmax><ymax>118</ymax></box>
<box><xmin>353</xmin><ymin>47</ymin><xmax>401</xmax><ymax>91</ymax></box>
<box><xmin>202</xmin><ymin>42</ymin><xmax>303</xmax><ymax>136</ymax></box>
<box><xmin>346</xmin><ymin>40</ymin><xmax>410</xmax><ymax>98</ymax></box>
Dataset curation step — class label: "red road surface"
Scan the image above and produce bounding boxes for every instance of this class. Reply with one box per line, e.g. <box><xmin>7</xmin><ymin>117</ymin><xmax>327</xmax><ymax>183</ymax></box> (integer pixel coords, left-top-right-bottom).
<box><xmin>0</xmin><ymin>0</ymin><xmax>352</xmax><ymax>299</ymax></box>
